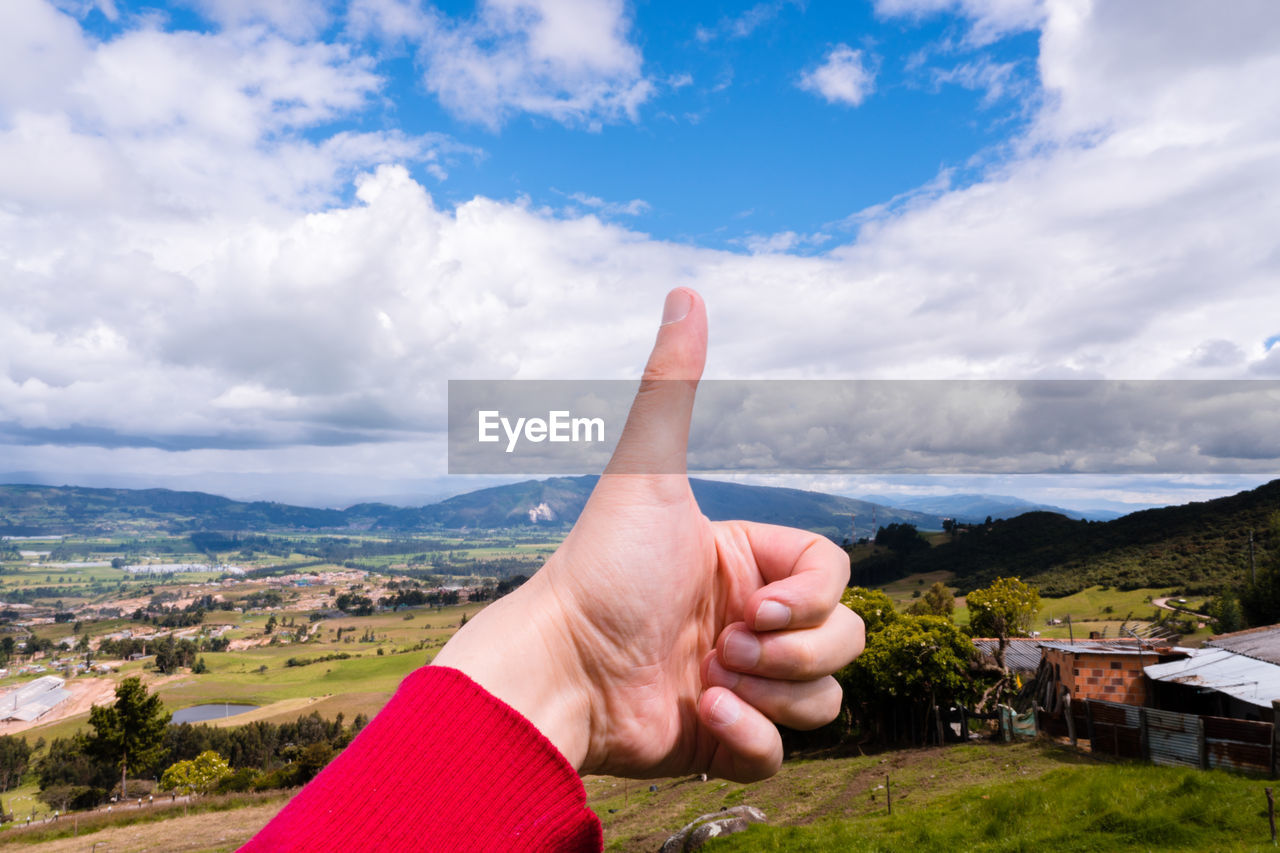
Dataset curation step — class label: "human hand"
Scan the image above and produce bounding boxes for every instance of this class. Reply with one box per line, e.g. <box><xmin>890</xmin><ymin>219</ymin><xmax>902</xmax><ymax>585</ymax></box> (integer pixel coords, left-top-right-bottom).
<box><xmin>433</xmin><ymin>288</ymin><xmax>864</xmax><ymax>782</ymax></box>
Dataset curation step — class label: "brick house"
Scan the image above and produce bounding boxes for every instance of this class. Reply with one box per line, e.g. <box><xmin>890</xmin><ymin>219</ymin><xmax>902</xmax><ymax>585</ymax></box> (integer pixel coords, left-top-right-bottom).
<box><xmin>1040</xmin><ymin>639</ymin><xmax>1182</xmax><ymax>706</ymax></box>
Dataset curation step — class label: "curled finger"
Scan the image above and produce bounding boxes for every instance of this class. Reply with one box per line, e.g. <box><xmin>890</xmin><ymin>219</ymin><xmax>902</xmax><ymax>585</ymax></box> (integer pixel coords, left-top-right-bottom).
<box><xmin>717</xmin><ymin>604</ymin><xmax>865</xmax><ymax>681</ymax></box>
<box><xmin>698</xmin><ymin>686</ymin><xmax>783</xmax><ymax>783</ymax></box>
<box><xmin>703</xmin><ymin>650</ymin><xmax>842</xmax><ymax>730</ymax></box>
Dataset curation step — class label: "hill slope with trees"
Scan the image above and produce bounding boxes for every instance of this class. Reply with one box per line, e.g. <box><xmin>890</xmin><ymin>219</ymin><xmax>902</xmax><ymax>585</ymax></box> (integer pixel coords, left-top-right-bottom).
<box><xmin>855</xmin><ymin>480</ymin><xmax>1280</xmax><ymax>596</ymax></box>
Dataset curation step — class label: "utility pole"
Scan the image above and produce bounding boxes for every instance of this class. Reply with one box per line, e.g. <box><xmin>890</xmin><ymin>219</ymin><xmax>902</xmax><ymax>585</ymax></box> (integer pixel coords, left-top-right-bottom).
<box><xmin>1250</xmin><ymin>529</ymin><xmax>1257</xmax><ymax>585</ymax></box>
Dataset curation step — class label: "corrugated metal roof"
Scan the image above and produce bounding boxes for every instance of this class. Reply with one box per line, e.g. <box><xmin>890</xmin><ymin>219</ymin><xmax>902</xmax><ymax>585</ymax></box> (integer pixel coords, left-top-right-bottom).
<box><xmin>971</xmin><ymin>639</ymin><xmax>1043</xmax><ymax>673</ymax></box>
<box><xmin>1040</xmin><ymin>639</ymin><xmax>1154</xmax><ymax>655</ymax></box>
<box><xmin>1</xmin><ymin>675</ymin><xmax>71</xmax><ymax>721</ymax></box>
<box><xmin>1144</xmin><ymin>647</ymin><xmax>1280</xmax><ymax>710</ymax></box>
<box><xmin>1206</xmin><ymin>624</ymin><xmax>1280</xmax><ymax>666</ymax></box>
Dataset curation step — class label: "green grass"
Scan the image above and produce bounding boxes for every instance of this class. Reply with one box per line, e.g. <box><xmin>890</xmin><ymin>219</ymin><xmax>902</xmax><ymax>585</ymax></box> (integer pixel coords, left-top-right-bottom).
<box><xmin>703</xmin><ymin>762</ymin><xmax>1279</xmax><ymax>852</ymax></box>
<box><xmin>590</xmin><ymin>741</ymin><xmax>1094</xmax><ymax>852</ymax></box>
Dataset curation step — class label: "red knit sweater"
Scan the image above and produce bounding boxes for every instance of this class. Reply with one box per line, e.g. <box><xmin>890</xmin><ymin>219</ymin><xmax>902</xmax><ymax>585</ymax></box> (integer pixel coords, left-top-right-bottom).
<box><xmin>240</xmin><ymin>667</ymin><xmax>602</xmax><ymax>852</ymax></box>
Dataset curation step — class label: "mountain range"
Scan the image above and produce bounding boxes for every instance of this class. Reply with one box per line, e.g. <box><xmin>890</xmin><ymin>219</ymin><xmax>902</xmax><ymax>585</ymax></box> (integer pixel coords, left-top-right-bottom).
<box><xmin>858</xmin><ymin>493</ymin><xmax>1125</xmax><ymax>523</ymax></box>
<box><xmin>0</xmin><ymin>478</ymin><xmax>945</xmax><ymax>541</ymax></box>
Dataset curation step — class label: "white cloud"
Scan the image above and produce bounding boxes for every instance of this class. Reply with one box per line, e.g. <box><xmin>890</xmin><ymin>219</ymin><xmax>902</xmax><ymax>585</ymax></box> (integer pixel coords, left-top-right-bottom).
<box><xmin>358</xmin><ymin>0</ymin><xmax>655</xmax><ymax>129</ymax></box>
<box><xmin>694</xmin><ymin>1</ymin><xmax>802</xmax><ymax>44</ymax></box>
<box><xmin>0</xmin><ymin>6</ymin><xmax>465</xmax><ymax>221</ymax></box>
<box><xmin>798</xmin><ymin>45</ymin><xmax>876</xmax><ymax>107</ymax></box>
<box><xmin>185</xmin><ymin>0</ymin><xmax>337</xmax><ymax>40</ymax></box>
<box><xmin>875</xmin><ymin>0</ymin><xmax>1044</xmax><ymax>46</ymax></box>
<box><xmin>739</xmin><ymin>230</ymin><xmax>830</xmax><ymax>254</ymax></box>
<box><xmin>931</xmin><ymin>57</ymin><xmax>1024</xmax><ymax>105</ymax></box>
<box><xmin>0</xmin><ymin>0</ymin><xmax>91</xmax><ymax>114</ymax></box>
<box><xmin>566</xmin><ymin>192</ymin><xmax>649</xmax><ymax>217</ymax></box>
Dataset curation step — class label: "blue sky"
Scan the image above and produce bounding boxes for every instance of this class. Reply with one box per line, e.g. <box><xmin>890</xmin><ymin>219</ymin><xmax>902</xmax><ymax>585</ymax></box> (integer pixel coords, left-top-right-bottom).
<box><xmin>2</xmin><ymin>0</ymin><xmax>1280</xmax><ymax>511</ymax></box>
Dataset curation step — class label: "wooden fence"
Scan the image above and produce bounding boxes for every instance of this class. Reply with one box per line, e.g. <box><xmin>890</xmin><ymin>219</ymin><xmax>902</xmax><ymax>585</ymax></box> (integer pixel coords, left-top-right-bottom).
<box><xmin>1041</xmin><ymin>698</ymin><xmax>1276</xmax><ymax>776</ymax></box>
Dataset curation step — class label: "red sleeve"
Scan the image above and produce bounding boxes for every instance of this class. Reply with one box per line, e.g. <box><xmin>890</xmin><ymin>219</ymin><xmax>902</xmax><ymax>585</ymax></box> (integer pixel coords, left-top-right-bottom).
<box><xmin>240</xmin><ymin>666</ymin><xmax>602</xmax><ymax>852</ymax></box>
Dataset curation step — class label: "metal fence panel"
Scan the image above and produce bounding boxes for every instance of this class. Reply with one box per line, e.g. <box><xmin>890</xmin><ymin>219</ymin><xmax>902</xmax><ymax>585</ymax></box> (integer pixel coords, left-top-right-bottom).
<box><xmin>1146</xmin><ymin>707</ymin><xmax>1200</xmax><ymax>768</ymax></box>
<box><xmin>1206</xmin><ymin>740</ymin><xmax>1271</xmax><ymax>774</ymax></box>
<box><xmin>1087</xmin><ymin>700</ymin><xmax>1143</xmax><ymax>759</ymax></box>
<box><xmin>1203</xmin><ymin>714</ymin><xmax>1273</xmax><ymax>774</ymax></box>
<box><xmin>1204</xmin><ymin>716</ymin><xmax>1272</xmax><ymax>745</ymax></box>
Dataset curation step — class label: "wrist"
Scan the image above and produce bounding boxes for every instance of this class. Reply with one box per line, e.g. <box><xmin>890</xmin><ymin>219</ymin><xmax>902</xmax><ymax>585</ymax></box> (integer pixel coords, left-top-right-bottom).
<box><xmin>432</xmin><ymin>573</ymin><xmax>594</xmax><ymax>770</ymax></box>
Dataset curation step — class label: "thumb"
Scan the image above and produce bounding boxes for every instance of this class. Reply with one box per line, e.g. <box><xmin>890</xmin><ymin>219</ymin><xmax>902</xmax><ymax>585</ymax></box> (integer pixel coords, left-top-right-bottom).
<box><xmin>605</xmin><ymin>288</ymin><xmax>707</xmax><ymax>475</ymax></box>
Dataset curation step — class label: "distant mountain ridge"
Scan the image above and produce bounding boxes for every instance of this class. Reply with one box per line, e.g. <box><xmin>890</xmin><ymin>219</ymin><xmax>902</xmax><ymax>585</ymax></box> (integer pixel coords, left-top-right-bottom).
<box><xmin>858</xmin><ymin>493</ymin><xmax>1125</xmax><ymax>523</ymax></box>
<box><xmin>0</xmin><ymin>479</ymin><xmax>947</xmax><ymax>540</ymax></box>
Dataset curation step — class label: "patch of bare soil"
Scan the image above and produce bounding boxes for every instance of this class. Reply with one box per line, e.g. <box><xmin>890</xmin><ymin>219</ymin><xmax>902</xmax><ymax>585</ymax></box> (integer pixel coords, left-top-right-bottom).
<box><xmin>0</xmin><ymin>802</ymin><xmax>286</xmax><ymax>853</ymax></box>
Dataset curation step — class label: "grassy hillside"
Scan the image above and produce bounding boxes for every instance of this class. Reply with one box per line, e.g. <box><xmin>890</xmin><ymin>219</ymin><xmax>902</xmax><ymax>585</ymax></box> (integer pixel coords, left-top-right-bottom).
<box><xmin>855</xmin><ymin>479</ymin><xmax>1280</xmax><ymax>596</ymax></box>
<box><xmin>591</xmin><ymin>740</ymin><xmax>1276</xmax><ymax>852</ymax></box>
<box><xmin>705</xmin><ymin>760</ymin><xmax>1275</xmax><ymax>852</ymax></box>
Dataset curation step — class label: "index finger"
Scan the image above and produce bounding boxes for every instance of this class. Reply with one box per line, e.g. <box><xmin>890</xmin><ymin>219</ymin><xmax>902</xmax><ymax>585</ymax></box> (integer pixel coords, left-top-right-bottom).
<box><xmin>733</xmin><ymin>522</ymin><xmax>851</xmax><ymax>631</ymax></box>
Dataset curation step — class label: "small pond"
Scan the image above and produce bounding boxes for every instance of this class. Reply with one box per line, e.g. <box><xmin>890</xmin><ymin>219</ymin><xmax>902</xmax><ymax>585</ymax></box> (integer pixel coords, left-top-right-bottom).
<box><xmin>171</xmin><ymin>703</ymin><xmax>260</xmax><ymax>724</ymax></box>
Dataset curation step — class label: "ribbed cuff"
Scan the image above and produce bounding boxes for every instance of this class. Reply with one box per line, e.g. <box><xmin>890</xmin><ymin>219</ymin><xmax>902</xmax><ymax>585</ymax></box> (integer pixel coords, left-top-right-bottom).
<box><xmin>241</xmin><ymin>666</ymin><xmax>602</xmax><ymax>852</ymax></box>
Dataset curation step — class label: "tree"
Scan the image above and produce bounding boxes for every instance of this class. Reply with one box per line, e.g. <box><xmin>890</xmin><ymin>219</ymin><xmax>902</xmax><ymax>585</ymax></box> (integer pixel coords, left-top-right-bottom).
<box><xmin>0</xmin><ymin>735</ymin><xmax>32</xmax><ymax>792</ymax></box>
<box><xmin>839</xmin><ymin>587</ymin><xmax>898</xmax><ymax>634</ymax></box>
<box><xmin>264</xmin><ymin>614</ymin><xmax>277</xmax><ymax>635</ymax></box>
<box><xmin>88</xmin><ymin>677</ymin><xmax>171</xmax><ymax>799</ymax></box>
<box><xmin>966</xmin><ymin>577</ymin><xmax>1040</xmax><ymax>639</ymax></box>
<box><xmin>36</xmin><ymin>734</ymin><xmax>111</xmax><ymax>810</ymax></box>
<box><xmin>160</xmin><ymin>750</ymin><xmax>231</xmax><ymax>797</ymax></box>
<box><xmin>840</xmin><ymin>614</ymin><xmax>976</xmax><ymax>744</ymax></box>
<box><xmin>966</xmin><ymin>576</ymin><xmax>1041</xmax><ymax>672</ymax></box>
<box><xmin>907</xmin><ymin>581</ymin><xmax>955</xmax><ymax>619</ymax></box>
<box><xmin>855</xmin><ymin>615</ymin><xmax>975</xmax><ymax>702</ymax></box>
<box><xmin>874</xmin><ymin>523</ymin><xmax>930</xmax><ymax>558</ymax></box>
<box><xmin>1206</xmin><ymin>591</ymin><xmax>1244</xmax><ymax>634</ymax></box>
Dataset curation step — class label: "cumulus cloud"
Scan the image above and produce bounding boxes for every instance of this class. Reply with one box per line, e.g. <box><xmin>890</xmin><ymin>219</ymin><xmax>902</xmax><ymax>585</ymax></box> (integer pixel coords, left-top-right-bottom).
<box><xmin>798</xmin><ymin>45</ymin><xmax>876</xmax><ymax>107</ymax></box>
<box><xmin>0</xmin><ymin>7</ymin><xmax>465</xmax><ymax>220</ymax></box>
<box><xmin>355</xmin><ymin>0</ymin><xmax>654</xmax><ymax>129</ymax></box>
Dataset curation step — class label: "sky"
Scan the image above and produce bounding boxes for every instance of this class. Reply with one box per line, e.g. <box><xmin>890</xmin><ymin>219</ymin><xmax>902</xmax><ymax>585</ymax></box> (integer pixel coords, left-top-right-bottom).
<box><xmin>2</xmin><ymin>0</ymin><xmax>1280</xmax><ymax>512</ymax></box>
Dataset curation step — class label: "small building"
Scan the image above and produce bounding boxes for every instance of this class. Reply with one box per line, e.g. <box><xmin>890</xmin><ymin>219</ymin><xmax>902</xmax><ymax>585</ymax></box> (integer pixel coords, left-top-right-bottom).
<box><xmin>1204</xmin><ymin>624</ymin><xmax>1280</xmax><ymax>665</ymax></box>
<box><xmin>1</xmin><ymin>675</ymin><xmax>72</xmax><ymax>721</ymax></box>
<box><xmin>1040</xmin><ymin>639</ymin><xmax>1187</xmax><ymax>707</ymax></box>
<box><xmin>1144</xmin><ymin>625</ymin><xmax>1280</xmax><ymax>720</ymax></box>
